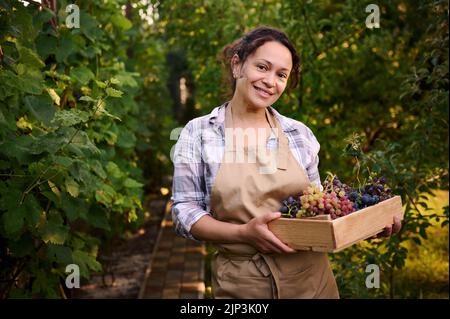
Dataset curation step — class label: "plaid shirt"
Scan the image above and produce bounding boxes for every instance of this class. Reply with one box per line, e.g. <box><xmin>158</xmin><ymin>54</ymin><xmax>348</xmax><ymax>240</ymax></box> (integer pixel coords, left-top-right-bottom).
<box><xmin>170</xmin><ymin>101</ymin><xmax>323</xmax><ymax>240</ymax></box>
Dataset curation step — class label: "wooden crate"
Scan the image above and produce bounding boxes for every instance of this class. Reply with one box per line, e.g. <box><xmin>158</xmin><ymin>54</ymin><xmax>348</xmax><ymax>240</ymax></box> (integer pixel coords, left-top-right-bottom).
<box><xmin>268</xmin><ymin>196</ymin><xmax>404</xmax><ymax>253</ymax></box>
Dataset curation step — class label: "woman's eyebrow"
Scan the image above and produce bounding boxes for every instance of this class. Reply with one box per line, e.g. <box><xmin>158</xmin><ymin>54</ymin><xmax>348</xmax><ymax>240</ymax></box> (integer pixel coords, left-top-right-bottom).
<box><xmin>257</xmin><ymin>59</ymin><xmax>290</xmax><ymax>71</ymax></box>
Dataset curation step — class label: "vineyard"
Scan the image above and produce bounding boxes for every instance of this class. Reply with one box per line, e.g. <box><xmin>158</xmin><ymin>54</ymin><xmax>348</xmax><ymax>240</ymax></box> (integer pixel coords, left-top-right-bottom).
<box><xmin>0</xmin><ymin>0</ymin><xmax>448</xmax><ymax>299</ymax></box>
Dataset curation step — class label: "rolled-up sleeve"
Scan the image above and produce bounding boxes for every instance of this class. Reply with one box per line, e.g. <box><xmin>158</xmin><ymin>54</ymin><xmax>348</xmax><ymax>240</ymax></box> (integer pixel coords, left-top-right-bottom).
<box><xmin>170</xmin><ymin>120</ymin><xmax>211</xmax><ymax>240</ymax></box>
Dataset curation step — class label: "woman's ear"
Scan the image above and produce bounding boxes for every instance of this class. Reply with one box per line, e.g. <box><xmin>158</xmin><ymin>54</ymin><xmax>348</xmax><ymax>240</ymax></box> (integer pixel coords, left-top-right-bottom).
<box><xmin>231</xmin><ymin>54</ymin><xmax>241</xmax><ymax>79</ymax></box>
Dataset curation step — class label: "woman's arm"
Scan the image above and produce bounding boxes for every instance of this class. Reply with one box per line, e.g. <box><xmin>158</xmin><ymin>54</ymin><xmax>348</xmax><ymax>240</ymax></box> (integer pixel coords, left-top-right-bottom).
<box><xmin>191</xmin><ymin>212</ymin><xmax>296</xmax><ymax>254</ymax></box>
<box><xmin>171</xmin><ymin>120</ymin><xmax>211</xmax><ymax>240</ymax></box>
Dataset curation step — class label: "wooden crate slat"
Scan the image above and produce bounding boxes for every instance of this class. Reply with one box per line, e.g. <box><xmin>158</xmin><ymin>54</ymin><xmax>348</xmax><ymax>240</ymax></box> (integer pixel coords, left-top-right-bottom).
<box><xmin>268</xmin><ymin>218</ymin><xmax>334</xmax><ymax>251</ymax></box>
<box><xmin>332</xmin><ymin>196</ymin><xmax>404</xmax><ymax>250</ymax></box>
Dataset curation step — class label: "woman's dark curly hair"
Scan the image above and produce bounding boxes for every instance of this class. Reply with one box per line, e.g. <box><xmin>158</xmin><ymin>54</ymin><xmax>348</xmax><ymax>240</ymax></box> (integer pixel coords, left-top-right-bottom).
<box><xmin>220</xmin><ymin>25</ymin><xmax>301</xmax><ymax>98</ymax></box>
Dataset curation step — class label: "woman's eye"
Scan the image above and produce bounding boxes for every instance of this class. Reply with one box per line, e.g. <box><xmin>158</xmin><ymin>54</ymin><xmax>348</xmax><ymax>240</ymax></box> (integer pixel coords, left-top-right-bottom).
<box><xmin>257</xmin><ymin>65</ymin><xmax>267</xmax><ymax>71</ymax></box>
<box><xmin>279</xmin><ymin>73</ymin><xmax>287</xmax><ymax>78</ymax></box>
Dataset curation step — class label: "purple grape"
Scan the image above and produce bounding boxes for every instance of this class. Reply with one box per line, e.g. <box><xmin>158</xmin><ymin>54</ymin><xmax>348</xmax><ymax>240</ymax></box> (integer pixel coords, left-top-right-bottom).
<box><xmin>361</xmin><ymin>194</ymin><xmax>371</xmax><ymax>205</ymax></box>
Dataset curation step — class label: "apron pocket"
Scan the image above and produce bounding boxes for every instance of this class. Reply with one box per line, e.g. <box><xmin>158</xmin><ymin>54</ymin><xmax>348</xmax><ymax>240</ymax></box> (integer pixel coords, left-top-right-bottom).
<box><xmin>213</xmin><ymin>273</ymin><xmax>273</xmax><ymax>299</ymax></box>
<box><xmin>212</xmin><ymin>255</ymin><xmax>273</xmax><ymax>299</ymax></box>
<box><xmin>278</xmin><ymin>264</ymin><xmax>318</xmax><ymax>299</ymax></box>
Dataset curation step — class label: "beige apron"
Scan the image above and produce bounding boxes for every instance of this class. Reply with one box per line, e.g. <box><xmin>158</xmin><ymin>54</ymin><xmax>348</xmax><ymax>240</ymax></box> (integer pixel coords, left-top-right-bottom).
<box><xmin>209</xmin><ymin>103</ymin><xmax>339</xmax><ymax>299</ymax></box>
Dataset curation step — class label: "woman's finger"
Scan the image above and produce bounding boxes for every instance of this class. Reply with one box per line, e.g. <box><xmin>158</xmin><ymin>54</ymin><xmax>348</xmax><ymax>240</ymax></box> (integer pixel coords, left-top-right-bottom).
<box><xmin>265</xmin><ymin>232</ymin><xmax>296</xmax><ymax>253</ymax></box>
<box><xmin>383</xmin><ymin>225</ymin><xmax>393</xmax><ymax>237</ymax></box>
<box><xmin>259</xmin><ymin>240</ymin><xmax>282</xmax><ymax>254</ymax></box>
<box><xmin>392</xmin><ymin>217</ymin><xmax>402</xmax><ymax>234</ymax></box>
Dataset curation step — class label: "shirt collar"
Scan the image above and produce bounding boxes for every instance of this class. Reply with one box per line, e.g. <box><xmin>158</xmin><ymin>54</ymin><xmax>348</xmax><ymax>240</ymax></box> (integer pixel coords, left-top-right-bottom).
<box><xmin>208</xmin><ymin>101</ymin><xmax>298</xmax><ymax>133</ymax></box>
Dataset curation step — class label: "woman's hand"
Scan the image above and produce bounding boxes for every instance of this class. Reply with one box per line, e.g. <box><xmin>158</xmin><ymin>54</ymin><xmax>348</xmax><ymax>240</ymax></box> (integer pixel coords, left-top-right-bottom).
<box><xmin>240</xmin><ymin>212</ymin><xmax>296</xmax><ymax>254</ymax></box>
<box><xmin>371</xmin><ymin>216</ymin><xmax>402</xmax><ymax>239</ymax></box>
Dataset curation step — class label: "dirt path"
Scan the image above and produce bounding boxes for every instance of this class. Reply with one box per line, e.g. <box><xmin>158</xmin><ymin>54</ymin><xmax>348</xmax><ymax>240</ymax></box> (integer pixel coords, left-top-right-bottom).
<box><xmin>73</xmin><ymin>196</ymin><xmax>167</xmax><ymax>299</ymax></box>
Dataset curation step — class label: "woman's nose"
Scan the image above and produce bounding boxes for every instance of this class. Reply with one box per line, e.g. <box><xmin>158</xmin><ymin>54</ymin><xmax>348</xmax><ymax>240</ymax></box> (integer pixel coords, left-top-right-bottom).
<box><xmin>262</xmin><ymin>73</ymin><xmax>276</xmax><ymax>87</ymax></box>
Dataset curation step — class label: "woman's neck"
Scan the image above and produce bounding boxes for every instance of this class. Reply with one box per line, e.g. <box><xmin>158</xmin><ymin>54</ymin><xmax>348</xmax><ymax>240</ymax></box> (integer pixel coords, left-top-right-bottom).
<box><xmin>228</xmin><ymin>98</ymin><xmax>269</xmax><ymax>128</ymax></box>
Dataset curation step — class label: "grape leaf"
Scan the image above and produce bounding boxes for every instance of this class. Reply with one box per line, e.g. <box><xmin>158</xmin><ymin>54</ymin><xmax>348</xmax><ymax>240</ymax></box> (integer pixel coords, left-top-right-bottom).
<box><xmin>24</xmin><ymin>94</ymin><xmax>55</xmax><ymax>125</ymax></box>
<box><xmin>72</xmin><ymin>250</ymin><xmax>102</xmax><ymax>278</ymax></box>
<box><xmin>65</xmin><ymin>177</ymin><xmax>80</xmax><ymax>198</ymax></box>
<box><xmin>47</xmin><ymin>244</ymin><xmax>73</xmax><ymax>264</ymax></box>
<box><xmin>105</xmin><ymin>87</ymin><xmax>123</xmax><ymax>97</ymax></box>
<box><xmin>70</xmin><ymin>66</ymin><xmax>95</xmax><ymax>85</ymax></box>
<box><xmin>123</xmin><ymin>178</ymin><xmax>144</xmax><ymax>188</ymax></box>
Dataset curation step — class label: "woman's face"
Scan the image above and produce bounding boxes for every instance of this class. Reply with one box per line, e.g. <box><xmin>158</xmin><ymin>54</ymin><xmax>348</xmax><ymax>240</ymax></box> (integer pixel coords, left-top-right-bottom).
<box><xmin>232</xmin><ymin>41</ymin><xmax>293</xmax><ymax>109</ymax></box>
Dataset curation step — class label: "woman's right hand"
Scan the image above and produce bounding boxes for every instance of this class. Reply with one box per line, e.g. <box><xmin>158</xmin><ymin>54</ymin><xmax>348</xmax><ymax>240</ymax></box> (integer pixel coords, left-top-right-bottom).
<box><xmin>240</xmin><ymin>212</ymin><xmax>296</xmax><ymax>254</ymax></box>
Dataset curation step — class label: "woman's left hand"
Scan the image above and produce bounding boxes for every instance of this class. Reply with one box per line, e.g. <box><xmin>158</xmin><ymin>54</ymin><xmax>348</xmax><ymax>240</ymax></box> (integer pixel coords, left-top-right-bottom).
<box><xmin>372</xmin><ymin>216</ymin><xmax>402</xmax><ymax>239</ymax></box>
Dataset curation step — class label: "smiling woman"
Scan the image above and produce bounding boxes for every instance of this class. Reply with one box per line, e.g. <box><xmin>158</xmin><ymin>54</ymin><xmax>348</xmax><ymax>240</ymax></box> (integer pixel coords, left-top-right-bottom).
<box><xmin>171</xmin><ymin>26</ymin><xmax>341</xmax><ymax>299</ymax></box>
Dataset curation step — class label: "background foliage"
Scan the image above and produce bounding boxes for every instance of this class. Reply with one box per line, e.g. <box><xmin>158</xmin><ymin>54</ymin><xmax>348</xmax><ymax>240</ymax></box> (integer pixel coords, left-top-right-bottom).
<box><xmin>0</xmin><ymin>0</ymin><xmax>448</xmax><ymax>298</ymax></box>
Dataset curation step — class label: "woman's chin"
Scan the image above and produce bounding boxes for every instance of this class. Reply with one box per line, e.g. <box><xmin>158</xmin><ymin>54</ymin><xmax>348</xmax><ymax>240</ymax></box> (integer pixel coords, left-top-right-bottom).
<box><xmin>248</xmin><ymin>95</ymin><xmax>272</xmax><ymax>108</ymax></box>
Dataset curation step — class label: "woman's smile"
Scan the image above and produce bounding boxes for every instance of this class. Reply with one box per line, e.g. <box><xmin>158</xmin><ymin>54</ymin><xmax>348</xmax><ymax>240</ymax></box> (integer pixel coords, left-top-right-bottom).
<box><xmin>253</xmin><ymin>85</ymin><xmax>274</xmax><ymax>98</ymax></box>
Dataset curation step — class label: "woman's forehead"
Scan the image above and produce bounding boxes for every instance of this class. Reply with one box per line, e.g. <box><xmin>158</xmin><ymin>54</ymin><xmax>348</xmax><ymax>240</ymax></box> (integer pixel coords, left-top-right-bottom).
<box><xmin>250</xmin><ymin>42</ymin><xmax>292</xmax><ymax>70</ymax></box>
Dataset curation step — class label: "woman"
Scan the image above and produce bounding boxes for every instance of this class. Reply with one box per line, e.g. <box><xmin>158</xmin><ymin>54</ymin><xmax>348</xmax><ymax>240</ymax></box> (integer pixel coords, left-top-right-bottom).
<box><xmin>171</xmin><ymin>26</ymin><xmax>401</xmax><ymax>299</ymax></box>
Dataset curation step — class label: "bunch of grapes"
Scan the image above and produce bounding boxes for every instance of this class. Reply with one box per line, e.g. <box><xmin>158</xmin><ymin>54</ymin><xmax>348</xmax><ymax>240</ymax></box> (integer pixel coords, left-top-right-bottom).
<box><xmin>279</xmin><ymin>174</ymin><xmax>394</xmax><ymax>220</ymax></box>
<box><xmin>280</xmin><ymin>183</ymin><xmax>355</xmax><ymax>220</ymax></box>
<box><xmin>349</xmin><ymin>176</ymin><xmax>393</xmax><ymax>210</ymax></box>
<box><xmin>279</xmin><ymin>195</ymin><xmax>300</xmax><ymax>218</ymax></box>
<box><xmin>323</xmin><ymin>175</ymin><xmax>356</xmax><ymax>198</ymax></box>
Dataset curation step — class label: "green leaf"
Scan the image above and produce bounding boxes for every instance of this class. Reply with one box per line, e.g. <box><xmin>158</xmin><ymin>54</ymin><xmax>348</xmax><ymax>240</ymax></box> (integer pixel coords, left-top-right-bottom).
<box><xmin>23</xmin><ymin>194</ymin><xmax>41</xmax><ymax>226</ymax></box>
<box><xmin>80</xmin><ymin>12</ymin><xmax>104</xmax><ymax>42</ymax></box>
<box><xmin>95</xmin><ymin>183</ymin><xmax>116</xmax><ymax>205</ymax></box>
<box><xmin>19</xmin><ymin>68</ymin><xmax>44</xmax><ymax>94</ymax></box>
<box><xmin>70</xmin><ymin>66</ymin><xmax>95</xmax><ymax>85</ymax></box>
<box><xmin>95</xmin><ymin>80</ymin><xmax>107</xmax><ymax>88</ymax></box>
<box><xmin>16</xmin><ymin>42</ymin><xmax>45</xmax><ymax>69</ymax></box>
<box><xmin>23</xmin><ymin>94</ymin><xmax>55</xmax><ymax>125</ymax></box>
<box><xmin>52</xmin><ymin>109</ymin><xmax>89</xmax><ymax>127</ymax></box>
<box><xmin>31</xmin><ymin>269</ymin><xmax>60</xmax><ymax>298</ymax></box>
<box><xmin>30</xmin><ymin>132</ymin><xmax>69</xmax><ymax>155</ymax></box>
<box><xmin>419</xmin><ymin>227</ymin><xmax>428</xmax><ymax>239</ymax></box>
<box><xmin>33</xmin><ymin>7</ymin><xmax>55</xmax><ymax>27</ymax></box>
<box><xmin>86</xmin><ymin>205</ymin><xmax>111</xmax><ymax>231</ymax></box>
<box><xmin>111</xmin><ymin>14</ymin><xmax>132</xmax><ymax>31</ymax></box>
<box><xmin>123</xmin><ymin>178</ymin><xmax>144</xmax><ymax>188</ymax></box>
<box><xmin>117</xmin><ymin>129</ymin><xmax>136</xmax><ymax>148</ymax></box>
<box><xmin>41</xmin><ymin>212</ymin><xmax>69</xmax><ymax>245</ymax></box>
<box><xmin>0</xmin><ymin>135</ymin><xmax>34</xmax><ymax>164</ymax></box>
<box><xmin>109</xmin><ymin>77</ymin><xmax>120</xmax><ymax>84</ymax></box>
<box><xmin>52</xmin><ymin>155</ymin><xmax>74</xmax><ymax>168</ymax></box>
<box><xmin>36</xmin><ymin>34</ymin><xmax>57</xmax><ymax>59</ymax></box>
<box><xmin>55</xmin><ymin>33</ymin><xmax>76</xmax><ymax>62</ymax></box>
<box><xmin>2</xmin><ymin>188</ymin><xmax>41</xmax><ymax>238</ymax></box>
<box><xmin>65</xmin><ymin>177</ymin><xmax>80</xmax><ymax>197</ymax></box>
<box><xmin>72</xmin><ymin>250</ymin><xmax>102</xmax><ymax>278</ymax></box>
<box><xmin>60</xmin><ymin>192</ymin><xmax>86</xmax><ymax>222</ymax></box>
<box><xmin>90</xmin><ymin>160</ymin><xmax>107</xmax><ymax>179</ymax></box>
<box><xmin>106</xmin><ymin>162</ymin><xmax>123</xmax><ymax>179</ymax></box>
<box><xmin>105</xmin><ymin>87</ymin><xmax>123</xmax><ymax>98</ymax></box>
<box><xmin>47</xmin><ymin>244</ymin><xmax>73</xmax><ymax>264</ymax></box>
<box><xmin>115</xmin><ymin>72</ymin><xmax>138</xmax><ymax>88</ymax></box>
<box><xmin>3</xmin><ymin>197</ymin><xmax>27</xmax><ymax>238</ymax></box>
<box><xmin>79</xmin><ymin>96</ymin><xmax>96</xmax><ymax>102</ymax></box>
<box><xmin>69</xmin><ymin>131</ymin><xmax>99</xmax><ymax>156</ymax></box>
